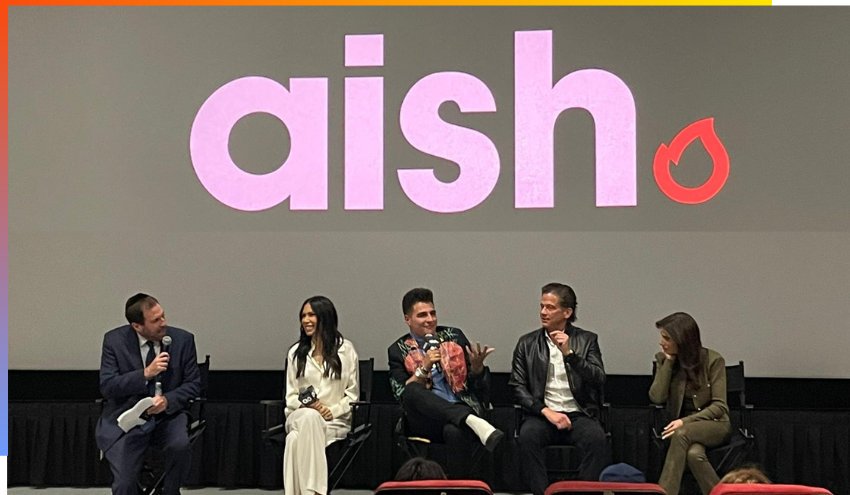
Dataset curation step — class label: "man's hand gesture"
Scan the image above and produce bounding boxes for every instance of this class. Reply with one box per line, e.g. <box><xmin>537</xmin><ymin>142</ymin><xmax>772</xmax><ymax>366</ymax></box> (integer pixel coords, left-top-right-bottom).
<box><xmin>548</xmin><ymin>331</ymin><xmax>572</xmax><ymax>356</ymax></box>
<box><xmin>467</xmin><ymin>342</ymin><xmax>495</xmax><ymax>374</ymax></box>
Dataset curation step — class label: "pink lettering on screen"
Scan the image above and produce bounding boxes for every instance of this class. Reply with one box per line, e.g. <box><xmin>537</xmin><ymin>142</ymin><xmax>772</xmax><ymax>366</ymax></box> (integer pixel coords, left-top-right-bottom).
<box><xmin>514</xmin><ymin>30</ymin><xmax>637</xmax><ymax>208</ymax></box>
<box><xmin>189</xmin><ymin>76</ymin><xmax>328</xmax><ymax>211</ymax></box>
<box><xmin>345</xmin><ymin>34</ymin><xmax>384</xmax><ymax>67</ymax></box>
<box><xmin>189</xmin><ymin>30</ymin><xmax>648</xmax><ymax>213</ymax></box>
<box><xmin>344</xmin><ymin>34</ymin><xmax>385</xmax><ymax>210</ymax></box>
<box><xmin>345</xmin><ymin>77</ymin><xmax>384</xmax><ymax>210</ymax></box>
<box><xmin>399</xmin><ymin>71</ymin><xmax>499</xmax><ymax>213</ymax></box>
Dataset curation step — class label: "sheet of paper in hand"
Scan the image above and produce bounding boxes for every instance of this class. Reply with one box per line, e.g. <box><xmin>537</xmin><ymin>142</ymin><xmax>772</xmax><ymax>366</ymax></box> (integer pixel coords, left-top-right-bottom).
<box><xmin>117</xmin><ymin>397</ymin><xmax>155</xmax><ymax>432</ymax></box>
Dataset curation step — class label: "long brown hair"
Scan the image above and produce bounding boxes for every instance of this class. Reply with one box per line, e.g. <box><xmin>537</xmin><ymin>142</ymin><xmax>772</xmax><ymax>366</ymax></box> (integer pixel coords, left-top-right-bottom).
<box><xmin>656</xmin><ymin>312</ymin><xmax>704</xmax><ymax>384</ymax></box>
<box><xmin>720</xmin><ymin>465</ymin><xmax>772</xmax><ymax>484</ymax></box>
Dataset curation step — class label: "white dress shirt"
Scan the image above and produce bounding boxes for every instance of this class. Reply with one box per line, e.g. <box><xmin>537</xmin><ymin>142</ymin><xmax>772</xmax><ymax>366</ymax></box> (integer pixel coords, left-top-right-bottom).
<box><xmin>544</xmin><ymin>331</ymin><xmax>580</xmax><ymax>413</ymax></box>
<box><xmin>138</xmin><ymin>334</ymin><xmax>161</xmax><ymax>366</ymax></box>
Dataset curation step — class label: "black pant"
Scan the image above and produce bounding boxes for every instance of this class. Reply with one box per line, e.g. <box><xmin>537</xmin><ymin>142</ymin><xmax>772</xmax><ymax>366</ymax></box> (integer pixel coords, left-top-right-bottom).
<box><xmin>104</xmin><ymin>412</ymin><xmax>191</xmax><ymax>495</ymax></box>
<box><xmin>518</xmin><ymin>412</ymin><xmax>611</xmax><ymax>495</ymax></box>
<box><xmin>401</xmin><ymin>382</ymin><xmax>481</xmax><ymax>479</ymax></box>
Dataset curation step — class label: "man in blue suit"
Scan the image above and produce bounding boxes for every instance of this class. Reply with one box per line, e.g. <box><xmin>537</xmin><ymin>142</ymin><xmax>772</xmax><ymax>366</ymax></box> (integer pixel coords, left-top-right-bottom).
<box><xmin>96</xmin><ymin>293</ymin><xmax>201</xmax><ymax>495</ymax></box>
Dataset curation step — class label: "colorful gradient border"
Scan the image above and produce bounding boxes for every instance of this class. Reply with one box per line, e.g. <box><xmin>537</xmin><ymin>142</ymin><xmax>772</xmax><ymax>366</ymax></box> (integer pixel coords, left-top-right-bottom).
<box><xmin>1</xmin><ymin>0</ymin><xmax>796</xmax><ymax>467</ymax></box>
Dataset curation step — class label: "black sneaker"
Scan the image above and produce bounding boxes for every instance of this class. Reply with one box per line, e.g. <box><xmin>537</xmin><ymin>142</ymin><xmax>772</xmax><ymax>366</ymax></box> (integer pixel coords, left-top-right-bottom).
<box><xmin>484</xmin><ymin>428</ymin><xmax>505</xmax><ymax>452</ymax></box>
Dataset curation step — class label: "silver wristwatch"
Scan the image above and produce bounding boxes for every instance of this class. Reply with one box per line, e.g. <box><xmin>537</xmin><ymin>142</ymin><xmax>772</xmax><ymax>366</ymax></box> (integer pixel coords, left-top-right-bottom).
<box><xmin>414</xmin><ymin>366</ymin><xmax>427</xmax><ymax>379</ymax></box>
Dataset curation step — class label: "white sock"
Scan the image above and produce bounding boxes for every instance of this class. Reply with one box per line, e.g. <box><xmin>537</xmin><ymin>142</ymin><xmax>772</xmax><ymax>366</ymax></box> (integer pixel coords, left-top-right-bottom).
<box><xmin>465</xmin><ymin>414</ymin><xmax>497</xmax><ymax>445</ymax></box>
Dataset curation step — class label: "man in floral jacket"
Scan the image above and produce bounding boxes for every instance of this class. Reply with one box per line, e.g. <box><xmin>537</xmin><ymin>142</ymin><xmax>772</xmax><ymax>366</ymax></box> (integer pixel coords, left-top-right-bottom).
<box><xmin>388</xmin><ymin>288</ymin><xmax>504</xmax><ymax>478</ymax></box>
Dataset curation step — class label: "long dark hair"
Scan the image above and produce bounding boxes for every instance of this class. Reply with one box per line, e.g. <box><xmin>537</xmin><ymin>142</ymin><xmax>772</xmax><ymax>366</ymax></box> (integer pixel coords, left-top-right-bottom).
<box><xmin>294</xmin><ymin>296</ymin><xmax>343</xmax><ymax>380</ymax></box>
<box><xmin>655</xmin><ymin>312</ymin><xmax>704</xmax><ymax>384</ymax></box>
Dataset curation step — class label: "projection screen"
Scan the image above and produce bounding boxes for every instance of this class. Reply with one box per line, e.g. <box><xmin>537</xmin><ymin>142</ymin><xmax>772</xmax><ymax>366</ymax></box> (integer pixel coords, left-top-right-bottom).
<box><xmin>9</xmin><ymin>6</ymin><xmax>850</xmax><ymax>377</ymax></box>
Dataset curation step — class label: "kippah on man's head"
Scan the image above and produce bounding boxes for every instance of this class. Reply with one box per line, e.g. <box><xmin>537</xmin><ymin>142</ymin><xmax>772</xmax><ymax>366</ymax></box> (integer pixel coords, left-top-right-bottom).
<box><xmin>125</xmin><ymin>293</ymin><xmax>159</xmax><ymax>325</ymax></box>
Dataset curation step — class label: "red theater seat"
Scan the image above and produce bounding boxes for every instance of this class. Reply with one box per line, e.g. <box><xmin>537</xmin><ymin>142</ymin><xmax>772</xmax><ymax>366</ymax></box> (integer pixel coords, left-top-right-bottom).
<box><xmin>375</xmin><ymin>480</ymin><xmax>493</xmax><ymax>495</ymax></box>
<box><xmin>710</xmin><ymin>484</ymin><xmax>833</xmax><ymax>495</ymax></box>
<box><xmin>544</xmin><ymin>481</ymin><xmax>667</xmax><ymax>495</ymax></box>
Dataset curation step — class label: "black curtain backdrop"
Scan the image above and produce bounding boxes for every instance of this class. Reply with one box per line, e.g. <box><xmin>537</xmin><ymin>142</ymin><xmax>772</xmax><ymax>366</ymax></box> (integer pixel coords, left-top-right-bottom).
<box><xmin>8</xmin><ymin>371</ymin><xmax>850</xmax><ymax>495</ymax></box>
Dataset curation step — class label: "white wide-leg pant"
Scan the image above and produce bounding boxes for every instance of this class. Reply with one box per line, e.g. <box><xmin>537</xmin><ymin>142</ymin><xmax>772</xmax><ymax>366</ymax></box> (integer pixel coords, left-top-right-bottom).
<box><xmin>283</xmin><ymin>408</ymin><xmax>331</xmax><ymax>495</ymax></box>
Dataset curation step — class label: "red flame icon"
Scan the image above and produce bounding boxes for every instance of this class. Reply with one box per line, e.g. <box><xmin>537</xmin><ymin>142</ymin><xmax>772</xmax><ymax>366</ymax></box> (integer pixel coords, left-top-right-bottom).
<box><xmin>653</xmin><ymin>118</ymin><xmax>730</xmax><ymax>204</ymax></box>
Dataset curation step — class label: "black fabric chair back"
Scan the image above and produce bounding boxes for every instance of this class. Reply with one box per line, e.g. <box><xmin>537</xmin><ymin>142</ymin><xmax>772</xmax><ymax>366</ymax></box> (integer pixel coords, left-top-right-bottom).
<box><xmin>725</xmin><ymin>361</ymin><xmax>745</xmax><ymax>409</ymax></box>
<box><xmin>351</xmin><ymin>358</ymin><xmax>374</xmax><ymax>432</ymax></box>
<box><xmin>197</xmin><ymin>354</ymin><xmax>210</xmax><ymax>398</ymax></box>
<box><xmin>359</xmin><ymin>358</ymin><xmax>374</xmax><ymax>402</ymax></box>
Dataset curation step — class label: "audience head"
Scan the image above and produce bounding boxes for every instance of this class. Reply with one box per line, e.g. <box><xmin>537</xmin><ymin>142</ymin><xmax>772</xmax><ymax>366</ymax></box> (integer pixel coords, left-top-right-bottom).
<box><xmin>655</xmin><ymin>311</ymin><xmax>703</xmax><ymax>379</ymax></box>
<box><xmin>295</xmin><ymin>295</ymin><xmax>343</xmax><ymax>379</ymax></box>
<box><xmin>540</xmin><ymin>282</ymin><xmax>577</xmax><ymax>332</ymax></box>
<box><xmin>599</xmin><ymin>463</ymin><xmax>646</xmax><ymax>483</ymax></box>
<box><xmin>394</xmin><ymin>457</ymin><xmax>448</xmax><ymax>481</ymax></box>
<box><xmin>125</xmin><ymin>293</ymin><xmax>167</xmax><ymax>341</ymax></box>
<box><xmin>402</xmin><ymin>288</ymin><xmax>437</xmax><ymax>338</ymax></box>
<box><xmin>720</xmin><ymin>465</ymin><xmax>772</xmax><ymax>484</ymax></box>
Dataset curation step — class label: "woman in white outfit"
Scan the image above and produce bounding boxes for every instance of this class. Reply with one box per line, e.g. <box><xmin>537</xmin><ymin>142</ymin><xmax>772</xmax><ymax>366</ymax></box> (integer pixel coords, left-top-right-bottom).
<box><xmin>284</xmin><ymin>296</ymin><xmax>359</xmax><ymax>495</ymax></box>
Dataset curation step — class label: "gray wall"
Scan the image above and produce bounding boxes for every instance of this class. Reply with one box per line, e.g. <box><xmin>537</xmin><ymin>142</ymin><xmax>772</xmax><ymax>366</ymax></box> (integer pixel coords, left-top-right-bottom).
<box><xmin>9</xmin><ymin>7</ymin><xmax>850</xmax><ymax>376</ymax></box>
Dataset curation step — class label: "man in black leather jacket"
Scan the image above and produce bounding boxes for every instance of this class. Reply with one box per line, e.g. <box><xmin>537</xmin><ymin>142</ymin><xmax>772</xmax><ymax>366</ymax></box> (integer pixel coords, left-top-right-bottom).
<box><xmin>509</xmin><ymin>283</ymin><xmax>611</xmax><ymax>495</ymax></box>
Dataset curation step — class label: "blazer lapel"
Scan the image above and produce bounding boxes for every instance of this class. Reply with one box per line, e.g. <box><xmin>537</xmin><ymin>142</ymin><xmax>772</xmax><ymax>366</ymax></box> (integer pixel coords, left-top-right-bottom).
<box><xmin>125</xmin><ymin>326</ymin><xmax>144</xmax><ymax>370</ymax></box>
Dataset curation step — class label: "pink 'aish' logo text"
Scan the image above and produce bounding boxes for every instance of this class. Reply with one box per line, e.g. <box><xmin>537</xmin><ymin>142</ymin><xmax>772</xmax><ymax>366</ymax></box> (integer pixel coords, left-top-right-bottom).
<box><xmin>190</xmin><ymin>30</ymin><xmax>725</xmax><ymax>213</ymax></box>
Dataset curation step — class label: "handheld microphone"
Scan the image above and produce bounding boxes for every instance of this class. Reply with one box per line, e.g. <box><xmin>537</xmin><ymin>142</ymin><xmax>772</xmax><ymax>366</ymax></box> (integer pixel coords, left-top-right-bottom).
<box><xmin>155</xmin><ymin>335</ymin><xmax>172</xmax><ymax>396</ymax></box>
<box><xmin>423</xmin><ymin>334</ymin><xmax>443</xmax><ymax>373</ymax></box>
<box><xmin>298</xmin><ymin>385</ymin><xmax>318</xmax><ymax>406</ymax></box>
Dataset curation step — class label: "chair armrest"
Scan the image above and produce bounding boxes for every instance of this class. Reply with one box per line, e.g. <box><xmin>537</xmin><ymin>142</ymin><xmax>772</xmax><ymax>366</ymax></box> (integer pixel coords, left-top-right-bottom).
<box><xmin>188</xmin><ymin>416</ymin><xmax>207</xmax><ymax>438</ymax></box>
<box><xmin>188</xmin><ymin>397</ymin><xmax>207</xmax><ymax>423</ymax></box>
<box><xmin>347</xmin><ymin>418</ymin><xmax>374</xmax><ymax>447</ymax></box>
<box><xmin>601</xmin><ymin>402</ymin><xmax>612</xmax><ymax>437</ymax></box>
<box><xmin>261</xmin><ymin>399</ymin><xmax>285</xmax><ymax>430</ymax></box>
<box><xmin>350</xmin><ymin>422</ymin><xmax>372</xmax><ymax>435</ymax></box>
<box><xmin>740</xmin><ymin>404</ymin><xmax>754</xmax><ymax>437</ymax></box>
<box><xmin>650</xmin><ymin>404</ymin><xmax>665</xmax><ymax>441</ymax></box>
<box><xmin>514</xmin><ymin>405</ymin><xmax>522</xmax><ymax>439</ymax></box>
<box><xmin>262</xmin><ymin>423</ymin><xmax>287</xmax><ymax>445</ymax></box>
<box><xmin>350</xmin><ymin>400</ymin><xmax>372</xmax><ymax>431</ymax></box>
